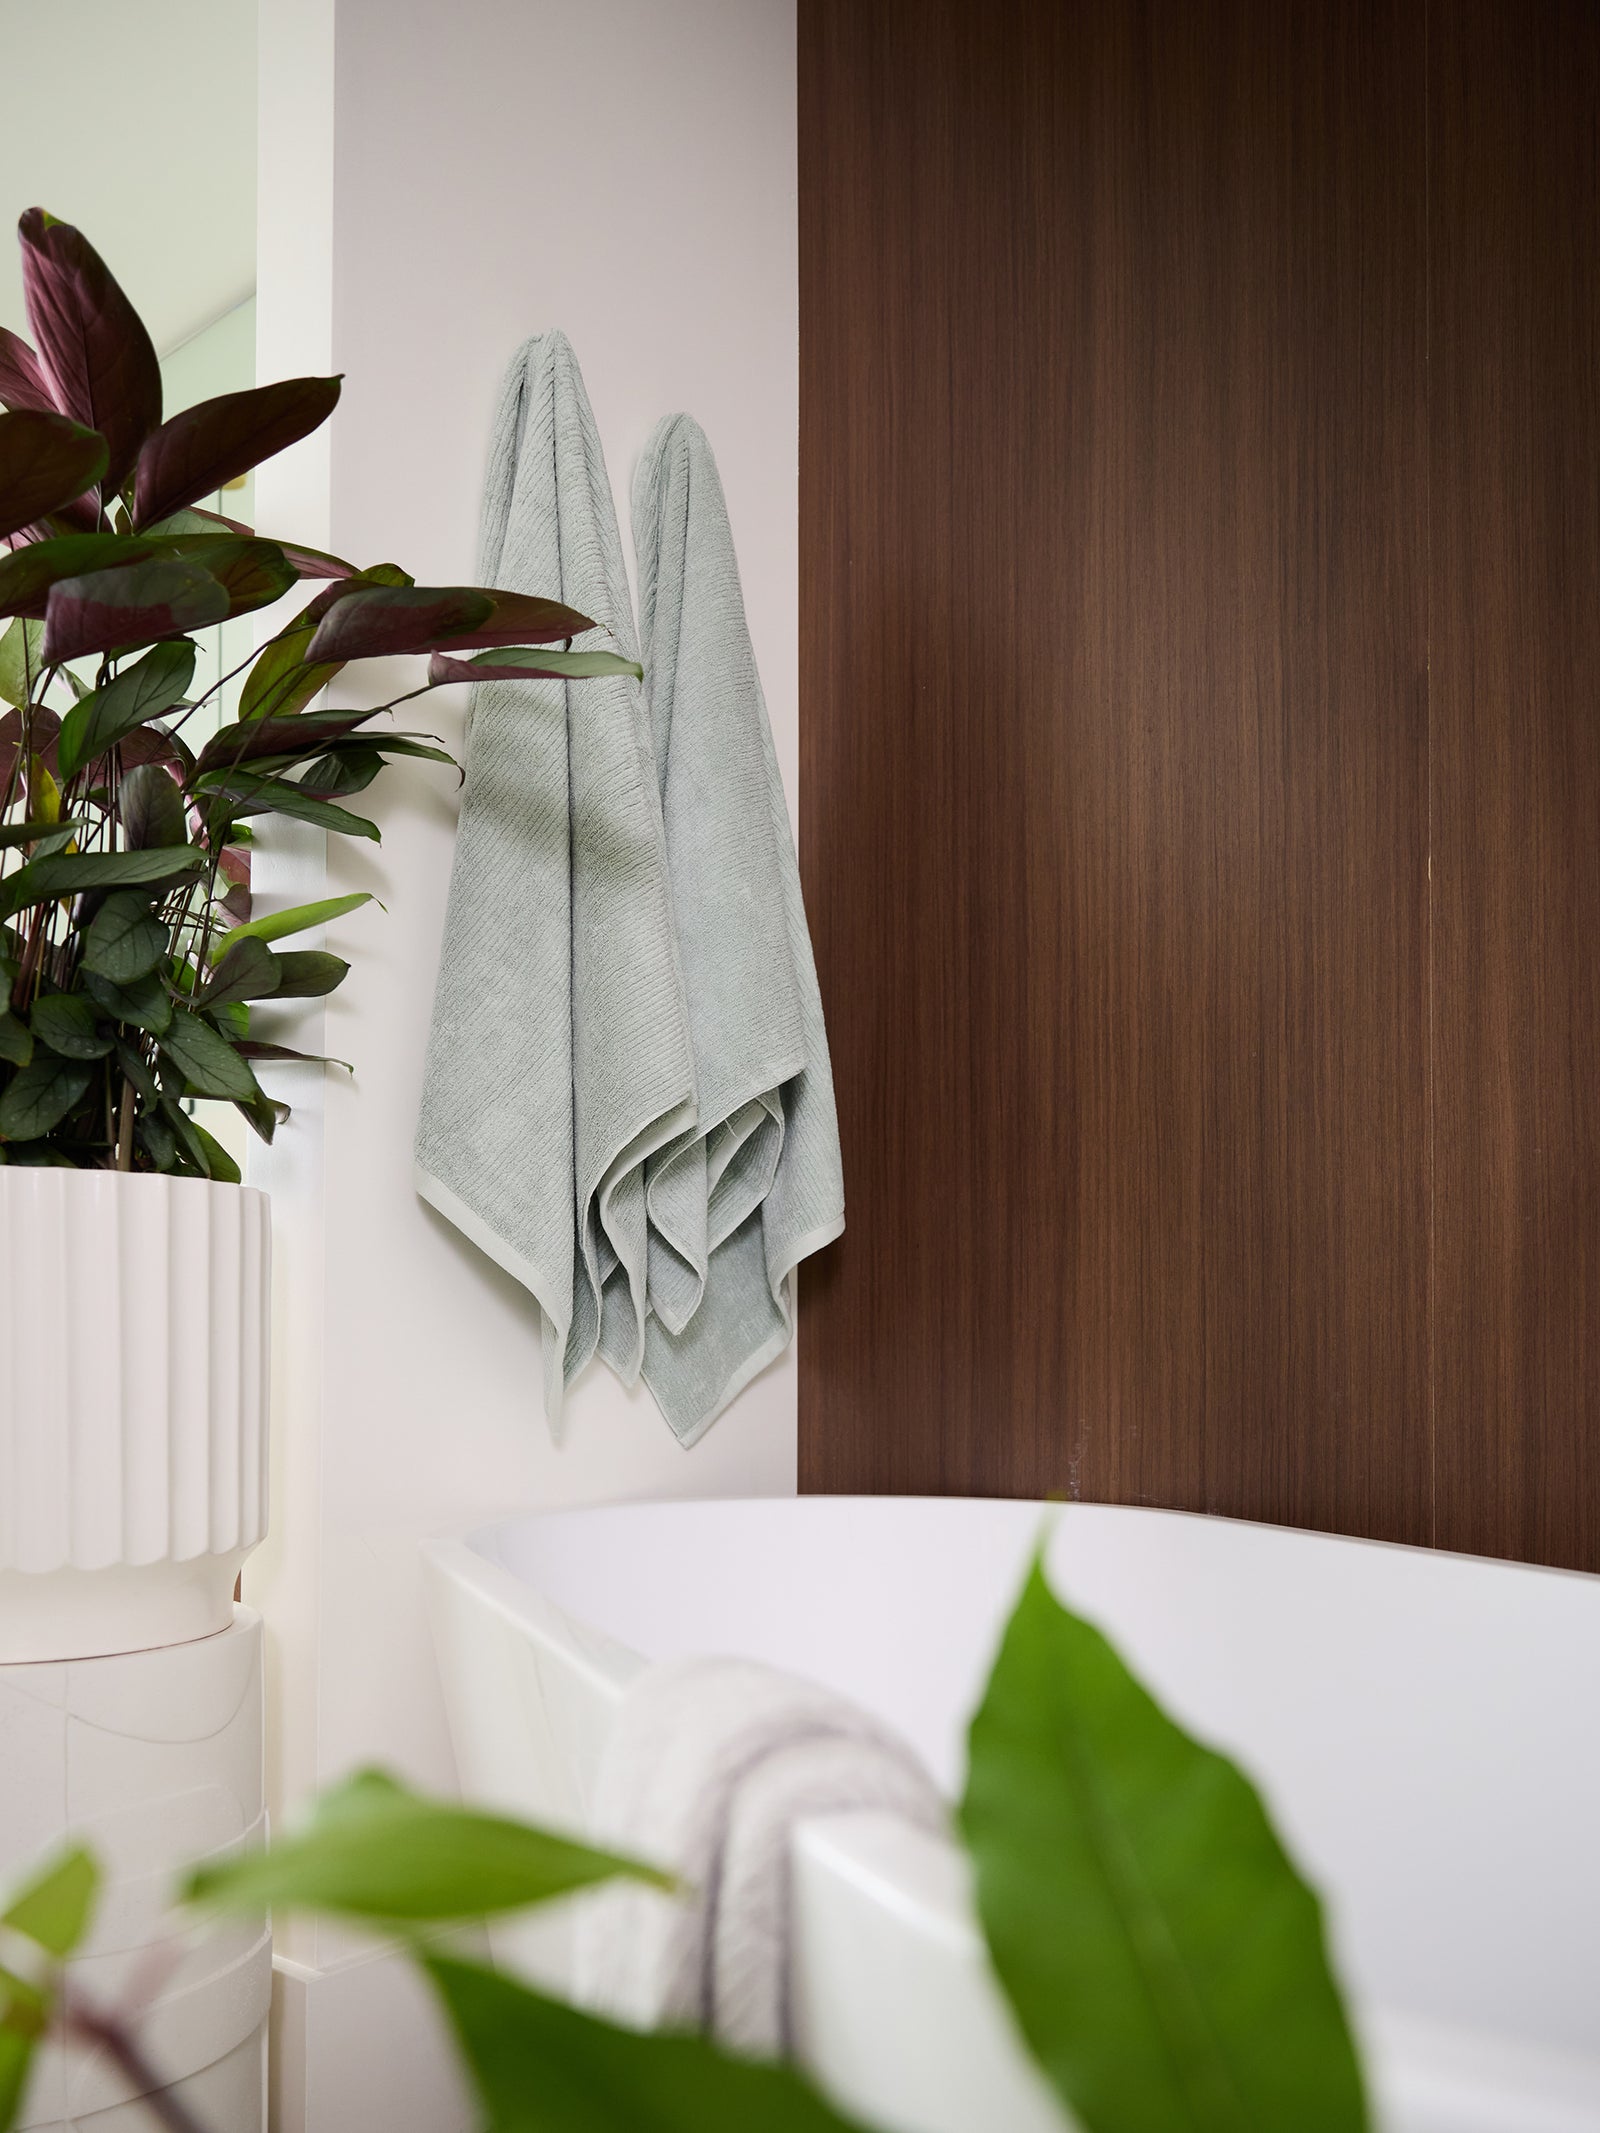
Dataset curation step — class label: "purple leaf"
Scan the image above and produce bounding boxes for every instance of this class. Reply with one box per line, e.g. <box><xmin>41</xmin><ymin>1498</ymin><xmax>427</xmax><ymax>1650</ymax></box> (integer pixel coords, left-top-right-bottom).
<box><xmin>0</xmin><ymin>410</ymin><xmax>109</xmax><ymax>542</ymax></box>
<box><xmin>0</xmin><ymin>328</ymin><xmax>56</xmax><ymax>414</ymax></box>
<box><xmin>41</xmin><ymin>558</ymin><xmax>229</xmax><ymax>664</ymax></box>
<box><xmin>430</xmin><ymin>589</ymin><xmax>597</xmax><ymax>651</ymax></box>
<box><xmin>0</xmin><ymin>532</ymin><xmax>161</xmax><ymax>619</ymax></box>
<box><xmin>19</xmin><ymin>210</ymin><xmax>161</xmax><ymax>495</ymax></box>
<box><xmin>193</xmin><ymin>710</ymin><xmax>375</xmax><ymax>777</ymax></box>
<box><xmin>146</xmin><ymin>535</ymin><xmax>298</xmax><ymax>621</ymax></box>
<box><xmin>0</xmin><ymin>704</ymin><xmax>61</xmax><ymax>783</ymax></box>
<box><xmin>133</xmin><ymin>376</ymin><xmax>342</xmax><ymax>528</ymax></box>
<box><xmin>427</xmin><ymin>646</ymin><xmax>642</xmax><ymax>688</ymax></box>
<box><xmin>304</xmin><ymin>584</ymin><xmax>496</xmax><ymax>663</ymax></box>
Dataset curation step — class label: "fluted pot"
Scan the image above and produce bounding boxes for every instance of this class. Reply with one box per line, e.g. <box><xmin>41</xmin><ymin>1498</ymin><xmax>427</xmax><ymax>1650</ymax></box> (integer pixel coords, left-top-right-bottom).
<box><xmin>0</xmin><ymin>1169</ymin><xmax>269</xmax><ymax>1663</ymax></box>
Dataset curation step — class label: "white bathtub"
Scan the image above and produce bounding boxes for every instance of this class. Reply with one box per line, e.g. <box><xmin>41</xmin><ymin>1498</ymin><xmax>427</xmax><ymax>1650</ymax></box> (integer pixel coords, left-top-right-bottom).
<box><xmin>422</xmin><ymin>1498</ymin><xmax>1600</xmax><ymax>2133</ymax></box>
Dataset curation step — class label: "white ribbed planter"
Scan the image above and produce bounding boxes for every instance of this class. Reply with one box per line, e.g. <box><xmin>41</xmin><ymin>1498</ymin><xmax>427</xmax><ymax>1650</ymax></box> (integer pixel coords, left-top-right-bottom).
<box><xmin>0</xmin><ymin>1170</ymin><xmax>269</xmax><ymax>1664</ymax></box>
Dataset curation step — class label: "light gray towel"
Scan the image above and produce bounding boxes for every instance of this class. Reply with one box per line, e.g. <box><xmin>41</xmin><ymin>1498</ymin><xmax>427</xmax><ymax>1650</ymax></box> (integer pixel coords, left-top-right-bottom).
<box><xmin>571</xmin><ymin>1658</ymin><xmax>946</xmax><ymax>2057</ymax></box>
<box><xmin>626</xmin><ymin>415</ymin><xmax>845</xmax><ymax>1437</ymax></box>
<box><xmin>417</xmin><ymin>345</ymin><xmax>844</xmax><ymax>1442</ymax></box>
<box><xmin>415</xmin><ymin>332</ymin><xmax>697</xmax><ymax>1423</ymax></box>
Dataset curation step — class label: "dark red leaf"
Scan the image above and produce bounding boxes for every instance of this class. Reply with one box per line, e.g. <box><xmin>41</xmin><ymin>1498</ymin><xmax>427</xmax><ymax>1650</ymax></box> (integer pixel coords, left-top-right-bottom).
<box><xmin>303</xmin><ymin>584</ymin><xmax>495</xmax><ymax>663</ymax></box>
<box><xmin>41</xmin><ymin>557</ymin><xmax>229</xmax><ymax>664</ymax></box>
<box><xmin>0</xmin><ymin>532</ymin><xmax>161</xmax><ymax>619</ymax></box>
<box><xmin>0</xmin><ymin>328</ymin><xmax>56</xmax><ymax>414</ymax></box>
<box><xmin>146</xmin><ymin>535</ymin><xmax>298</xmax><ymax>621</ymax></box>
<box><xmin>430</xmin><ymin>589</ymin><xmax>597</xmax><ymax>651</ymax></box>
<box><xmin>133</xmin><ymin>376</ymin><xmax>342</xmax><ymax>528</ymax></box>
<box><xmin>19</xmin><ymin>210</ymin><xmax>161</xmax><ymax>494</ymax></box>
<box><xmin>193</xmin><ymin>710</ymin><xmax>375</xmax><ymax>777</ymax></box>
<box><xmin>0</xmin><ymin>410</ymin><xmax>110</xmax><ymax>542</ymax></box>
<box><xmin>0</xmin><ymin>704</ymin><xmax>61</xmax><ymax>783</ymax></box>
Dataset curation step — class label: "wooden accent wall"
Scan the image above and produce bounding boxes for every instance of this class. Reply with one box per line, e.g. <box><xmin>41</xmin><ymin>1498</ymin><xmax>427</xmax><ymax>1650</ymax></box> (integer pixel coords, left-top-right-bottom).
<box><xmin>798</xmin><ymin>0</ymin><xmax>1600</xmax><ymax>1573</ymax></box>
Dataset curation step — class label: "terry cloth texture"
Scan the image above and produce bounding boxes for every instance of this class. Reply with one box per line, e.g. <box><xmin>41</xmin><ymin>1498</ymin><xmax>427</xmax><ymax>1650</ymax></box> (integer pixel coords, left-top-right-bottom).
<box><xmin>416</xmin><ymin>337</ymin><xmax>843</xmax><ymax>1443</ymax></box>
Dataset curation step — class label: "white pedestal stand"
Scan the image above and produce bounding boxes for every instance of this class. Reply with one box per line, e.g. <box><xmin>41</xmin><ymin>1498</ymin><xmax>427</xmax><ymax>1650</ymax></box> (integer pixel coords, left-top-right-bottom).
<box><xmin>0</xmin><ymin>1610</ymin><xmax>270</xmax><ymax>2131</ymax></box>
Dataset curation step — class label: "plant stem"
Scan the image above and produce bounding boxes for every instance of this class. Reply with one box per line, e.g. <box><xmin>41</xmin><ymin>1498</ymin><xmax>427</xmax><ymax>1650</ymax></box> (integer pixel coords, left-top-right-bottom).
<box><xmin>115</xmin><ymin>1077</ymin><xmax>135</xmax><ymax>1172</ymax></box>
<box><xmin>59</xmin><ymin>1998</ymin><xmax>212</xmax><ymax>2133</ymax></box>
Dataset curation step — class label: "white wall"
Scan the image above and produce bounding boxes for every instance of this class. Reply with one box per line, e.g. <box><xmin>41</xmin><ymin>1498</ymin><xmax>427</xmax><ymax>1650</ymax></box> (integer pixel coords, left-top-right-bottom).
<box><xmin>251</xmin><ymin>4</ymin><xmax>799</xmax><ymax>2125</ymax></box>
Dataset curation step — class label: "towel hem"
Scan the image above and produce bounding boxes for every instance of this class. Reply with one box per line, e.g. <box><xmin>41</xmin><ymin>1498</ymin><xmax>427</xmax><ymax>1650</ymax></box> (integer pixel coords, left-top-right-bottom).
<box><xmin>415</xmin><ymin>1162</ymin><xmax>571</xmax><ymax>1356</ymax></box>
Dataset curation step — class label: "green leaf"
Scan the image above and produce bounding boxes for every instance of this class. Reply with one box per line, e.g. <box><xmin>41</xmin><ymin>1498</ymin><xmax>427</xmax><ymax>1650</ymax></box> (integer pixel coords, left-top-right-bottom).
<box><xmin>82</xmin><ymin>890</ymin><xmax>168</xmax><ymax>981</ymax></box>
<box><xmin>120</xmin><ymin>761</ymin><xmax>189</xmax><ymax>849</ymax></box>
<box><xmin>3</xmin><ymin>1846</ymin><xmax>98</xmax><ymax>1959</ymax></box>
<box><xmin>114</xmin><ymin>1037</ymin><xmax>159</xmax><ymax>1102</ymax></box>
<box><xmin>268</xmin><ymin>950</ymin><xmax>348</xmax><ymax>999</ymax></box>
<box><xmin>0</xmin><ymin>817</ymin><xmax>85</xmax><ymax>851</ymax></box>
<box><xmin>0</xmin><ymin>1056</ymin><xmax>92</xmax><ymax>1140</ymax></box>
<box><xmin>0</xmin><ymin>844</ymin><xmax>204</xmax><ymax>921</ymax></box>
<box><xmin>41</xmin><ymin>557</ymin><xmax>228</xmax><ymax>667</ymax></box>
<box><xmin>157</xmin><ymin>1011</ymin><xmax>260</xmax><ymax>1100</ymax></box>
<box><xmin>56</xmin><ymin>640</ymin><xmax>196</xmax><ymax>781</ymax></box>
<box><xmin>187</xmin><ymin>1119</ymin><xmax>241</xmax><ymax>1184</ymax></box>
<box><xmin>185</xmin><ymin>1769</ymin><xmax>666</xmax><ymax>1925</ymax></box>
<box><xmin>84</xmin><ymin>966</ymin><xmax>172</xmax><ymax>1034</ymax></box>
<box><xmin>136</xmin><ymin>1108</ymin><xmax>177</xmax><ymax>1170</ymax></box>
<box><xmin>30</xmin><ymin>994</ymin><xmax>112</xmax><ymax>1060</ymax></box>
<box><xmin>424</xmin><ymin>1957</ymin><xmax>873</xmax><ymax>2133</ymax></box>
<box><xmin>198</xmin><ymin>935</ymin><xmax>281</xmax><ymax>1008</ymax></box>
<box><xmin>0</xmin><ymin>617</ymin><xmax>44</xmax><ymax>708</ymax></box>
<box><xmin>960</xmin><ymin>1557</ymin><xmax>1369</xmax><ymax>2133</ymax></box>
<box><xmin>214</xmin><ymin>890</ymin><xmax>375</xmax><ymax>957</ymax></box>
<box><xmin>200</xmin><ymin>769</ymin><xmax>380</xmax><ymax>842</ymax></box>
<box><xmin>0</xmin><ymin>2021</ymin><xmax>36</xmax><ymax>2129</ymax></box>
<box><xmin>0</xmin><ymin>534</ymin><xmax>162</xmax><ymax>622</ymax></box>
<box><xmin>0</xmin><ymin>1013</ymin><xmax>31</xmax><ymax>1067</ymax></box>
<box><xmin>238</xmin><ymin>627</ymin><xmax>342</xmax><ymax>722</ymax></box>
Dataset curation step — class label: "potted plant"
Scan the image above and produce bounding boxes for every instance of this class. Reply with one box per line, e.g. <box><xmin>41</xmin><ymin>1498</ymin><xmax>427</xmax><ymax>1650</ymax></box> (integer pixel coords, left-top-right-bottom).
<box><xmin>0</xmin><ymin>209</ymin><xmax>636</xmax><ymax>1663</ymax></box>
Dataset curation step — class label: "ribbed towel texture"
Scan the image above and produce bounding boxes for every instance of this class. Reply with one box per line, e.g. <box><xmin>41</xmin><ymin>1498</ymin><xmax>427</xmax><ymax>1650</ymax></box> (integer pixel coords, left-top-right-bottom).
<box><xmin>415</xmin><ymin>334</ymin><xmax>844</xmax><ymax>1444</ymax></box>
<box><xmin>571</xmin><ymin>1658</ymin><xmax>947</xmax><ymax>2057</ymax></box>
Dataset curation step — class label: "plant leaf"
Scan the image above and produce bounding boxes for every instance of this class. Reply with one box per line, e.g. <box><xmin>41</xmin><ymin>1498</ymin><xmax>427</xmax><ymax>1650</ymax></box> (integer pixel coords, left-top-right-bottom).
<box><xmin>266</xmin><ymin>950</ymin><xmax>350</xmax><ymax>999</ymax></box>
<box><xmin>0</xmin><ymin>816</ymin><xmax>81</xmax><ymax>852</ymax></box>
<box><xmin>303</xmin><ymin>584</ymin><xmax>495</xmax><ymax>663</ymax></box>
<box><xmin>157</xmin><ymin>1010</ymin><xmax>261</xmax><ymax>1100</ymax></box>
<box><xmin>0</xmin><ymin>1013</ymin><xmax>31</xmax><ymax>1067</ymax></box>
<box><xmin>41</xmin><ymin>559</ymin><xmax>228</xmax><ymax>665</ymax></box>
<box><xmin>114</xmin><ymin>1037</ymin><xmax>159</xmax><ymax>1101</ymax></box>
<box><xmin>0</xmin><ymin>705</ymin><xmax>59</xmax><ymax>784</ymax></box>
<box><xmin>3</xmin><ymin>1845</ymin><xmax>98</xmax><ymax>1959</ymax></box>
<box><xmin>120</xmin><ymin>761</ymin><xmax>189</xmax><ymax>850</ymax></box>
<box><xmin>133</xmin><ymin>377</ymin><xmax>342</xmax><ymax>527</ymax></box>
<box><xmin>188</xmin><ymin>1119</ymin><xmax>240</xmax><ymax>1184</ymax></box>
<box><xmin>235</xmin><ymin>1040</ymin><xmax>352</xmax><ymax>1070</ymax></box>
<box><xmin>19</xmin><ymin>210</ymin><xmax>161</xmax><ymax>493</ymax></box>
<box><xmin>960</xmin><ymin>1556</ymin><xmax>1369</xmax><ymax>2133</ymax></box>
<box><xmin>0</xmin><ymin>617</ymin><xmax>45</xmax><ymax>707</ymax></box>
<box><xmin>0</xmin><ymin>532</ymin><xmax>161</xmax><ymax>621</ymax></box>
<box><xmin>425</xmin><ymin>1956</ymin><xmax>874</xmax><ymax>2133</ymax></box>
<box><xmin>145</xmin><ymin>534</ymin><xmax>297</xmax><ymax>621</ymax></box>
<box><xmin>201</xmin><ymin>769</ymin><xmax>380</xmax><ymax>842</ymax></box>
<box><xmin>212</xmin><ymin>890</ymin><xmax>375</xmax><ymax>956</ymax></box>
<box><xmin>30</xmin><ymin>995</ymin><xmax>111</xmax><ymax>1060</ymax></box>
<box><xmin>428</xmin><ymin>646</ymin><xmax>643</xmax><ymax>687</ymax></box>
<box><xmin>0</xmin><ymin>844</ymin><xmax>204</xmax><ymax>921</ymax></box>
<box><xmin>0</xmin><ymin>326</ymin><xmax>55</xmax><ymax>414</ymax></box>
<box><xmin>186</xmin><ymin>1769</ymin><xmax>666</xmax><ymax>1925</ymax></box>
<box><xmin>56</xmin><ymin>639</ymin><xmax>195</xmax><ymax>781</ymax></box>
<box><xmin>0</xmin><ymin>409</ymin><xmax>109</xmax><ymax>543</ymax></box>
<box><xmin>0</xmin><ymin>1055</ymin><xmax>92</xmax><ymax>1139</ymax></box>
<box><xmin>84</xmin><ymin>966</ymin><xmax>172</xmax><ymax>1034</ymax></box>
<box><xmin>82</xmin><ymin>889</ymin><xmax>168</xmax><ymax>980</ymax></box>
<box><xmin>198</xmin><ymin>935</ymin><xmax>281</xmax><ymax>1008</ymax></box>
<box><xmin>194</xmin><ymin>710</ymin><xmax>375</xmax><ymax>779</ymax></box>
<box><xmin>430</xmin><ymin>589</ymin><xmax>599</xmax><ymax>653</ymax></box>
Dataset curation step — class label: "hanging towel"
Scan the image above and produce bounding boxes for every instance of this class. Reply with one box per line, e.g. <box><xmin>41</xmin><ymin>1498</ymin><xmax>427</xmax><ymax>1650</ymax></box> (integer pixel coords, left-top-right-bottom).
<box><xmin>571</xmin><ymin>1658</ymin><xmax>946</xmax><ymax>2057</ymax></box>
<box><xmin>416</xmin><ymin>343</ymin><xmax>844</xmax><ymax>1443</ymax></box>
<box><xmin>415</xmin><ymin>332</ymin><xmax>697</xmax><ymax>1423</ymax></box>
<box><xmin>625</xmin><ymin>415</ymin><xmax>845</xmax><ymax>1439</ymax></box>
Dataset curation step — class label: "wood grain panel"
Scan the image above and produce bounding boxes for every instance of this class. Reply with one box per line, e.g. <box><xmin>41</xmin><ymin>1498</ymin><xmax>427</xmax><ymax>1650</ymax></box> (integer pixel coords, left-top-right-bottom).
<box><xmin>798</xmin><ymin>0</ymin><xmax>1433</xmax><ymax>1539</ymax></box>
<box><xmin>1429</xmin><ymin>0</ymin><xmax>1600</xmax><ymax>1570</ymax></box>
